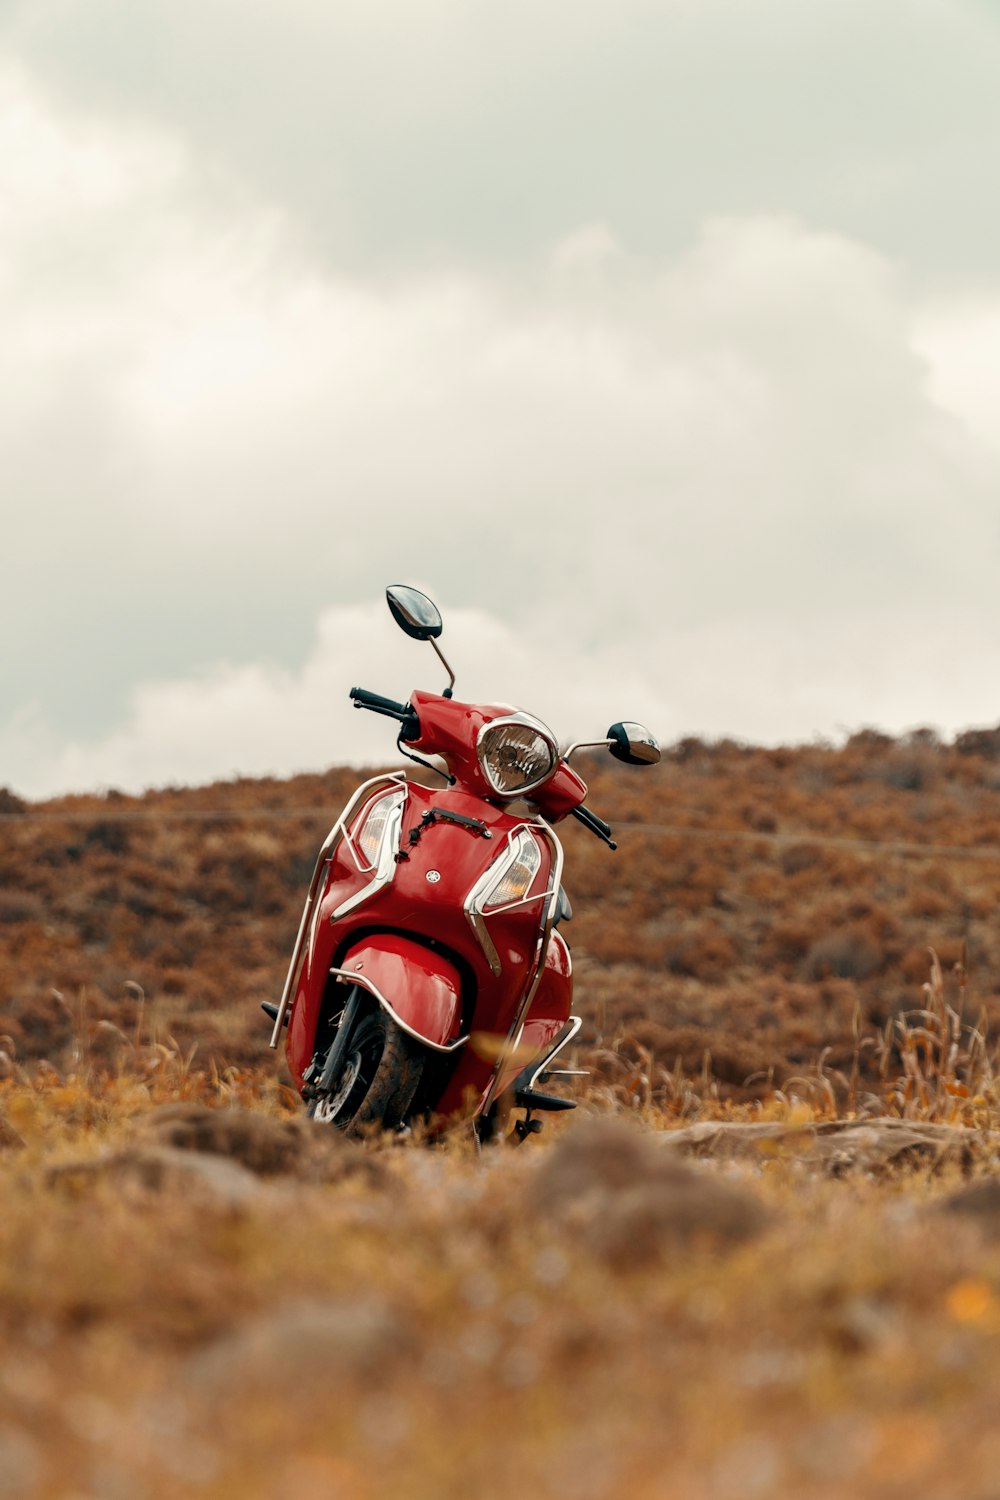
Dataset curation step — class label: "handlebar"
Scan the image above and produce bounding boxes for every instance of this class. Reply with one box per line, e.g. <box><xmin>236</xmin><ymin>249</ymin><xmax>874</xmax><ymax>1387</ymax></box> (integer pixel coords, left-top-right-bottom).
<box><xmin>570</xmin><ymin>805</ymin><xmax>618</xmax><ymax>851</ymax></box>
<box><xmin>350</xmin><ymin>686</ymin><xmax>420</xmax><ymax>742</ymax></box>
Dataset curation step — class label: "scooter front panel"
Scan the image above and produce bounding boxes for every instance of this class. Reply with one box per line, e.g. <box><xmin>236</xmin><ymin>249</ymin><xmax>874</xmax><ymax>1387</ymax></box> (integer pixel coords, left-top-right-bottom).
<box><xmin>286</xmin><ymin>779</ymin><xmax>563</xmax><ymax>1098</ymax></box>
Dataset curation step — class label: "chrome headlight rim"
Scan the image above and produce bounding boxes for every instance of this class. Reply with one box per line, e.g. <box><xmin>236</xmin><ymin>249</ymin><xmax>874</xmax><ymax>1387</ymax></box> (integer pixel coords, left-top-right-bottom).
<box><xmin>475</xmin><ymin>713</ymin><xmax>559</xmax><ymax>799</ymax></box>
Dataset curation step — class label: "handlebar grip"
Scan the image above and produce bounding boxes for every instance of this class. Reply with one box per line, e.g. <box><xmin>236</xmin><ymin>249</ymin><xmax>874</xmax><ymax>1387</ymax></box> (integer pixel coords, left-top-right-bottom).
<box><xmin>570</xmin><ymin>805</ymin><xmax>618</xmax><ymax>850</ymax></box>
<box><xmin>349</xmin><ymin>687</ymin><xmax>420</xmax><ymax>742</ymax></box>
<box><xmin>350</xmin><ymin>686</ymin><xmax>410</xmax><ymax>716</ymax></box>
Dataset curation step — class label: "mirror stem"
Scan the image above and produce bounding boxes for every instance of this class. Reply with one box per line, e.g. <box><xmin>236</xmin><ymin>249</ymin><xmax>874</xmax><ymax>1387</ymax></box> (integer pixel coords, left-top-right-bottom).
<box><xmin>562</xmin><ymin>739</ymin><xmax>613</xmax><ymax>762</ymax></box>
<box><xmin>429</xmin><ymin>637</ymin><xmax>456</xmax><ymax>698</ymax></box>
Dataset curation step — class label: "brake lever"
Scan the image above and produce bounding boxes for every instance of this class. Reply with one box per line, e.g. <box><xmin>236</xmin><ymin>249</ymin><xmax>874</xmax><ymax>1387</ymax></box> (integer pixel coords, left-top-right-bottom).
<box><xmin>570</xmin><ymin>805</ymin><xmax>618</xmax><ymax>851</ymax></box>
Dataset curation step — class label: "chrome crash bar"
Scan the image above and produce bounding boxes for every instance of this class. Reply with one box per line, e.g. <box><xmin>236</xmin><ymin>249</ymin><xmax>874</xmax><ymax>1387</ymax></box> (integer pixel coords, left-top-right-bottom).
<box><xmin>268</xmin><ymin>773</ymin><xmax>407</xmax><ymax>1048</ymax></box>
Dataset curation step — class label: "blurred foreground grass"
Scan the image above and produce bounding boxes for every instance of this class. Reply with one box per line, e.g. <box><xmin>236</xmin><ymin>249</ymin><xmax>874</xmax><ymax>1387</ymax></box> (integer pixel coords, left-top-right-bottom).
<box><xmin>3</xmin><ymin>1063</ymin><xmax>1000</xmax><ymax>1500</ymax></box>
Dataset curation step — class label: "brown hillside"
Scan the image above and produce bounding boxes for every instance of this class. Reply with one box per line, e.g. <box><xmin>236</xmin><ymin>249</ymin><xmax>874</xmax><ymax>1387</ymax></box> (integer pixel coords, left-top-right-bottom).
<box><xmin>3</xmin><ymin>727</ymin><xmax>1000</xmax><ymax>1109</ymax></box>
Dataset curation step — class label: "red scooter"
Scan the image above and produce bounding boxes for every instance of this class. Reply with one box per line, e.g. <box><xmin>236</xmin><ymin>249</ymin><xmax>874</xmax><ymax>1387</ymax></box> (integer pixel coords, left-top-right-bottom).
<box><xmin>267</xmin><ymin>586</ymin><xmax>660</xmax><ymax>1139</ymax></box>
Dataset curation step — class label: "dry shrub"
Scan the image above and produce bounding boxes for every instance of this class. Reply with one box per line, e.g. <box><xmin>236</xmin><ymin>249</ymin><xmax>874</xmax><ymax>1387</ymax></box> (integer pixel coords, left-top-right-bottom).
<box><xmin>874</xmin><ymin>748</ymin><xmax>938</xmax><ymax>793</ymax></box>
<box><xmin>0</xmin><ymin>891</ymin><xmax>46</xmax><ymax>925</ymax></box>
<box><xmin>845</xmin><ymin>728</ymin><xmax>895</xmax><ymax>756</ymax></box>
<box><xmin>584</xmin><ymin>1020</ymin><xmax>783</xmax><ymax>1113</ymax></box>
<box><xmin>802</xmin><ymin>927</ymin><xmax>883</xmax><ymax>982</ymax></box>
<box><xmin>82</xmin><ymin>820</ymin><xmax>133</xmax><ymax>856</ymax></box>
<box><xmin>763</xmin><ymin>920</ymin><xmax>815</xmax><ymax>969</ymax></box>
<box><xmin>658</xmin><ymin>919</ymin><xmax>740</xmax><ymax>981</ymax></box>
<box><xmin>905</xmin><ymin>885</ymin><xmax>953</xmax><ymax>920</ymax></box>
<box><xmin>740</xmin><ymin>802</ymin><xmax>778</xmax><ymax>833</ymax></box>
<box><xmin>4</xmin><ymin>988</ymin><xmax>77</xmax><ymax>1060</ymax></box>
<box><xmin>879</xmin><ymin>945</ymin><xmax>994</xmax><ymax>1123</ymax></box>
<box><xmin>954</xmin><ymin>725</ymin><xmax>1000</xmax><ymax>759</ymax></box>
<box><xmin>779</xmin><ymin>842</ymin><xmax>824</xmax><ymax>876</ymax></box>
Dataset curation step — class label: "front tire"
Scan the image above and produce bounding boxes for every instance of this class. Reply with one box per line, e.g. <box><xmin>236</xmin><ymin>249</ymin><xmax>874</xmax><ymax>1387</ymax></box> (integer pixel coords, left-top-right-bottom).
<box><xmin>309</xmin><ymin>1006</ymin><xmax>425</xmax><ymax>1135</ymax></box>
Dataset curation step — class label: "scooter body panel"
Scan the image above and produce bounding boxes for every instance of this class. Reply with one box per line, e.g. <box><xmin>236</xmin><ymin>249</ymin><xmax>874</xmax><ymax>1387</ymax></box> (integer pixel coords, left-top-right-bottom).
<box><xmin>285</xmin><ymin>777</ymin><xmax>563</xmax><ymax>1107</ymax></box>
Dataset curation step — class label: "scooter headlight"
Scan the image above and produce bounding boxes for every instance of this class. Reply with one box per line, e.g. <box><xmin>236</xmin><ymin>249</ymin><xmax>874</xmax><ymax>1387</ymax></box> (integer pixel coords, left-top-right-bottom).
<box><xmin>355</xmin><ymin>786</ymin><xmax>406</xmax><ymax>868</ymax></box>
<box><xmin>477</xmin><ymin>715</ymin><xmax>558</xmax><ymax>798</ymax></box>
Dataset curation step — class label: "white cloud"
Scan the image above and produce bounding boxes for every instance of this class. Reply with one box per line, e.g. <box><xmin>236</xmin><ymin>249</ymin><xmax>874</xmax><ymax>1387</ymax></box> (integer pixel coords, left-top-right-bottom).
<box><xmin>0</xmin><ymin>600</ymin><xmax>664</xmax><ymax>797</ymax></box>
<box><xmin>8</xmin><ymin>589</ymin><xmax>1000</xmax><ymax>801</ymax></box>
<box><xmin>8</xmin><ymin>0</ymin><xmax>1000</xmax><ymax>283</ymax></box>
<box><xmin>912</xmin><ymin>300</ymin><xmax>1000</xmax><ymax>454</ymax></box>
<box><xmin>2</xmin><ymin>60</ymin><xmax>1000</xmax><ymax>799</ymax></box>
<box><xmin>106</xmin><ymin>207</ymin><xmax>997</xmax><ymax>617</ymax></box>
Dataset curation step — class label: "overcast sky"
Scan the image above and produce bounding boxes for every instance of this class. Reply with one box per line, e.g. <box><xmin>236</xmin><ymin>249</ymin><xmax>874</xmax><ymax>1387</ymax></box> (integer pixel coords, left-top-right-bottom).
<box><xmin>3</xmin><ymin>0</ymin><xmax>999</xmax><ymax>799</ymax></box>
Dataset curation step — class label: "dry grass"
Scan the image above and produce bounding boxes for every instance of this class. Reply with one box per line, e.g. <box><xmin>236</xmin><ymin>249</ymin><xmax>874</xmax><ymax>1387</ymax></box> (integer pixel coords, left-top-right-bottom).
<box><xmin>5</xmin><ymin>736</ymin><xmax>1000</xmax><ymax>1495</ymax></box>
<box><xmin>3</xmin><ymin>1060</ymin><xmax>1000</xmax><ymax>1500</ymax></box>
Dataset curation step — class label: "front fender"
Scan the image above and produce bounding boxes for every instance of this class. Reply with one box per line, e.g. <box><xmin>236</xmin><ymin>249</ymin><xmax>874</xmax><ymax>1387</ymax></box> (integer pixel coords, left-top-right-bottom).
<box><xmin>336</xmin><ymin>936</ymin><xmax>465</xmax><ymax>1053</ymax></box>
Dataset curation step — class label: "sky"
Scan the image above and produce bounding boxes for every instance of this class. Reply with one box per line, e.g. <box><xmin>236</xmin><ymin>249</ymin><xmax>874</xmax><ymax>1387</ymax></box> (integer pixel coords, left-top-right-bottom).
<box><xmin>2</xmin><ymin>0</ymin><xmax>999</xmax><ymax>799</ymax></box>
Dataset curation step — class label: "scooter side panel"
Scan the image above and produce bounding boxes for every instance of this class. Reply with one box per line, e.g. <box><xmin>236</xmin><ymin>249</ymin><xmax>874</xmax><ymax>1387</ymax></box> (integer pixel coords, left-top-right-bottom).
<box><xmin>492</xmin><ymin>928</ymin><xmax>573</xmax><ymax>1101</ymax></box>
<box><xmin>432</xmin><ymin>928</ymin><xmax>573</xmax><ymax>1118</ymax></box>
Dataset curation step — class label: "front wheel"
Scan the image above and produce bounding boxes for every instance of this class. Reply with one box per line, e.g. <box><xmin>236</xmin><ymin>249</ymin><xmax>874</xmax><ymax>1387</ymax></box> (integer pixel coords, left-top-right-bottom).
<box><xmin>308</xmin><ymin>1005</ymin><xmax>425</xmax><ymax>1135</ymax></box>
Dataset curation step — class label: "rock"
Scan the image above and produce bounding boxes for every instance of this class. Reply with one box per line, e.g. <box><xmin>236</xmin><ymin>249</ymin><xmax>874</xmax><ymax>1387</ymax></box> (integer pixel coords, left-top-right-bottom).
<box><xmin>936</xmin><ymin>1176</ymin><xmax>1000</xmax><ymax>1228</ymax></box>
<box><xmin>659</xmin><ymin>1118</ymin><xmax>991</xmax><ymax>1176</ymax></box>
<box><xmin>136</xmin><ymin>1102</ymin><xmax>385</xmax><ymax>1185</ymax></box>
<box><xmin>186</xmin><ymin>1298</ymin><xmax>405</xmax><ymax>1400</ymax></box>
<box><xmin>0</xmin><ymin>1427</ymin><xmax>42</xmax><ymax>1498</ymax></box>
<box><xmin>526</xmin><ymin>1117</ymin><xmax>770</xmax><ymax>1266</ymax></box>
<box><xmin>138</xmin><ymin>1103</ymin><xmax>304</xmax><ymax>1174</ymax></box>
<box><xmin>46</xmin><ymin>1146</ymin><xmax>263</xmax><ymax>1209</ymax></box>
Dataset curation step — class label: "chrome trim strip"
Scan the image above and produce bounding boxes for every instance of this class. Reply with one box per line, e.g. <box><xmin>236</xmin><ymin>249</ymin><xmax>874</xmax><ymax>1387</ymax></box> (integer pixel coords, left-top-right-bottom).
<box><xmin>466</xmin><ymin>908</ymin><xmax>501</xmax><ymax>978</ymax></box>
<box><xmin>527</xmin><ymin>1014</ymin><xmax>583</xmax><ymax>1091</ymax></box>
<box><xmin>475</xmin><ymin>713</ymin><xmax>559</xmax><ymax>798</ymax></box>
<box><xmin>478</xmin><ymin>817</ymin><xmax>564</xmax><ymax>1116</ymax></box>
<box><xmin>268</xmin><ymin>773</ymin><xmax>407</xmax><ymax>1048</ymax></box>
<box><xmin>327</xmin><ymin>967</ymin><xmax>468</xmax><ymax>1055</ymax></box>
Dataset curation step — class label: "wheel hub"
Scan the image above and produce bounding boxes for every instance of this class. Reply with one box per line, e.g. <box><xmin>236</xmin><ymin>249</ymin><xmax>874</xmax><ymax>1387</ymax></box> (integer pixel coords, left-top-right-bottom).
<box><xmin>312</xmin><ymin>1046</ymin><xmax>363</xmax><ymax>1123</ymax></box>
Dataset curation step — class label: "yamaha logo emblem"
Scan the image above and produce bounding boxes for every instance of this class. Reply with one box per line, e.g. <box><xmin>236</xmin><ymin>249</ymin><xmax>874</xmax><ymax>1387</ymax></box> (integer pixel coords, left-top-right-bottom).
<box><xmin>426</xmin><ymin>869</ymin><xmax>442</xmax><ymax>883</ymax></box>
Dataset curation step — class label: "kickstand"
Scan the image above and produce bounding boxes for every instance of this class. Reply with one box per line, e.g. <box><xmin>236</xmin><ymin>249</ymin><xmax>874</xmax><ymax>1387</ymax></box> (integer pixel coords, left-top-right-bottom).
<box><xmin>513</xmin><ymin>1112</ymin><xmax>544</xmax><ymax>1143</ymax></box>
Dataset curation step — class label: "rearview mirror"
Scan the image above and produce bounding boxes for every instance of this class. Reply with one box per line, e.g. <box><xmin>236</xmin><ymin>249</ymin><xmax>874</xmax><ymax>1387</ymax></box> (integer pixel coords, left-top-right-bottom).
<box><xmin>607</xmin><ymin>721</ymin><xmax>660</xmax><ymax>766</ymax></box>
<box><xmin>386</xmin><ymin>585</ymin><xmax>444</xmax><ymax>641</ymax></box>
